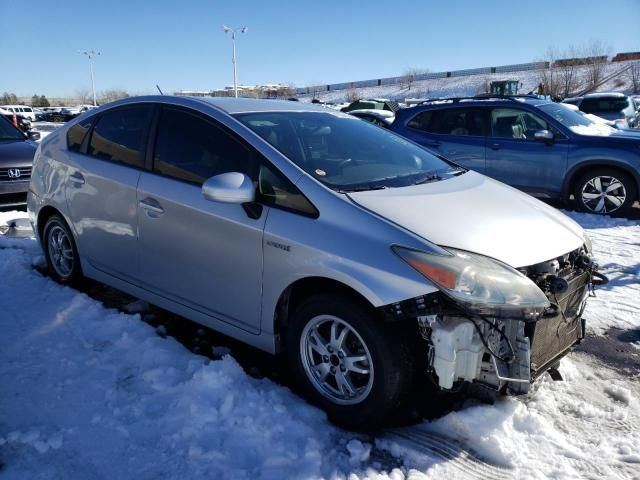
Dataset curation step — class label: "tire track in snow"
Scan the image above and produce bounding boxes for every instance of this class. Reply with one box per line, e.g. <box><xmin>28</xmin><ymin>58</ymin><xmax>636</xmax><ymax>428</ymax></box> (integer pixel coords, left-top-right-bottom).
<box><xmin>381</xmin><ymin>428</ymin><xmax>513</xmax><ymax>480</ymax></box>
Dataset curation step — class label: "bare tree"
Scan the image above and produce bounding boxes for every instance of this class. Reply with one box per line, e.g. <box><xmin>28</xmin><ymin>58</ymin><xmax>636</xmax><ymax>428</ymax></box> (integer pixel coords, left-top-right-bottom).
<box><xmin>75</xmin><ymin>88</ymin><xmax>92</xmax><ymax>104</ymax></box>
<box><xmin>556</xmin><ymin>45</ymin><xmax>584</xmax><ymax>98</ymax></box>
<box><xmin>537</xmin><ymin>47</ymin><xmax>561</xmax><ymax>98</ymax></box>
<box><xmin>539</xmin><ymin>45</ymin><xmax>583</xmax><ymax>99</ymax></box>
<box><xmin>627</xmin><ymin>61</ymin><xmax>640</xmax><ymax>93</ymax></box>
<box><xmin>400</xmin><ymin>67</ymin><xmax>428</xmax><ymax>91</ymax></box>
<box><xmin>98</xmin><ymin>89</ymin><xmax>129</xmax><ymax>104</ymax></box>
<box><xmin>345</xmin><ymin>87</ymin><xmax>360</xmax><ymax>102</ymax></box>
<box><xmin>584</xmin><ymin>40</ymin><xmax>610</xmax><ymax>89</ymax></box>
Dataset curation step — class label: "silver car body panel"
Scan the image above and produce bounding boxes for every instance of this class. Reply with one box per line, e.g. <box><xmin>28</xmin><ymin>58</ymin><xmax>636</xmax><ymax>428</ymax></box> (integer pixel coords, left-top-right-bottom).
<box><xmin>28</xmin><ymin>96</ymin><xmax>588</xmax><ymax>358</ymax></box>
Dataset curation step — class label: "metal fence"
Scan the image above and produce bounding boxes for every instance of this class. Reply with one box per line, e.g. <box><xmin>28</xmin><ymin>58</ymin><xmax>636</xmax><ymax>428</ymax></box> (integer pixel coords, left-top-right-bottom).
<box><xmin>296</xmin><ymin>61</ymin><xmax>550</xmax><ymax>95</ymax></box>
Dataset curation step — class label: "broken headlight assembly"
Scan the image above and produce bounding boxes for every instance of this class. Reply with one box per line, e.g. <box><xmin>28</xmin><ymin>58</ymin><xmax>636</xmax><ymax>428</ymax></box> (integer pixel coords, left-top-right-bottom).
<box><xmin>392</xmin><ymin>246</ymin><xmax>550</xmax><ymax>321</ymax></box>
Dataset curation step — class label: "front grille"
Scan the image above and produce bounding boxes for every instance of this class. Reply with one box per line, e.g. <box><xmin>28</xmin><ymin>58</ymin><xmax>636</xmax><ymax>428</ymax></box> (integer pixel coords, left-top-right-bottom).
<box><xmin>0</xmin><ymin>167</ymin><xmax>32</xmax><ymax>181</ymax></box>
<box><xmin>526</xmin><ymin>270</ymin><xmax>589</xmax><ymax>377</ymax></box>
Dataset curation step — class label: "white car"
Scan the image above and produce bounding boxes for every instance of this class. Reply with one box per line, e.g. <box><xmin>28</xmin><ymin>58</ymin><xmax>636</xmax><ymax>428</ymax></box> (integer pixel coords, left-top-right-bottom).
<box><xmin>1</xmin><ymin>105</ymin><xmax>36</xmax><ymax>122</ymax></box>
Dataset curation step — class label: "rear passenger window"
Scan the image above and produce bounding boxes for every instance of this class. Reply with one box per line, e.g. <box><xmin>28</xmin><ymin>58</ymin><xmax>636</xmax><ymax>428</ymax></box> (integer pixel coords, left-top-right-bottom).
<box><xmin>67</xmin><ymin>117</ymin><xmax>95</xmax><ymax>153</ymax></box>
<box><xmin>407</xmin><ymin>111</ymin><xmax>434</xmax><ymax>131</ymax></box>
<box><xmin>88</xmin><ymin>106</ymin><xmax>152</xmax><ymax>168</ymax></box>
<box><xmin>153</xmin><ymin>107</ymin><xmax>255</xmax><ymax>184</ymax></box>
<box><xmin>579</xmin><ymin>98</ymin><xmax>629</xmax><ymax>113</ymax></box>
<box><xmin>431</xmin><ymin>108</ymin><xmax>490</xmax><ymax>136</ymax></box>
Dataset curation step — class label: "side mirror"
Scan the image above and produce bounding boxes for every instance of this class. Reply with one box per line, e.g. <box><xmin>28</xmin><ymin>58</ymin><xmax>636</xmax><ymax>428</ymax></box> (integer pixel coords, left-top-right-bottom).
<box><xmin>534</xmin><ymin>129</ymin><xmax>554</xmax><ymax>142</ymax></box>
<box><xmin>202</xmin><ymin>172</ymin><xmax>255</xmax><ymax>204</ymax></box>
<box><xmin>27</xmin><ymin>130</ymin><xmax>41</xmax><ymax>141</ymax></box>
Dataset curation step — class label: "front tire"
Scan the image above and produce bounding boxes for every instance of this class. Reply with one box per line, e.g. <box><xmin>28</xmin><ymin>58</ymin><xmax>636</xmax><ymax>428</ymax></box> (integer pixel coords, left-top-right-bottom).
<box><xmin>286</xmin><ymin>294</ymin><xmax>414</xmax><ymax>430</ymax></box>
<box><xmin>43</xmin><ymin>214</ymin><xmax>82</xmax><ymax>284</ymax></box>
<box><xmin>574</xmin><ymin>169</ymin><xmax>636</xmax><ymax>215</ymax></box>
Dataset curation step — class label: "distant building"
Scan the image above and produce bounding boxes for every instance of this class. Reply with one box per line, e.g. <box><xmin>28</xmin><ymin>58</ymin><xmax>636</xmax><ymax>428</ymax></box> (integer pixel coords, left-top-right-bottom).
<box><xmin>174</xmin><ymin>84</ymin><xmax>293</xmax><ymax>98</ymax></box>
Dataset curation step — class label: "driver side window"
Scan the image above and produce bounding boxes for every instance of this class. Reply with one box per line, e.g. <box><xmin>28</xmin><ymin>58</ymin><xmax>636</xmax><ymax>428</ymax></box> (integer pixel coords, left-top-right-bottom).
<box><xmin>153</xmin><ymin>106</ymin><xmax>255</xmax><ymax>184</ymax></box>
<box><xmin>490</xmin><ymin>108</ymin><xmax>550</xmax><ymax>140</ymax></box>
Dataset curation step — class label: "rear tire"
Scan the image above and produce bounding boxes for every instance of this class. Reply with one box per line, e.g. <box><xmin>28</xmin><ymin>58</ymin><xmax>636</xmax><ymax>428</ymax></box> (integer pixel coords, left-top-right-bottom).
<box><xmin>286</xmin><ymin>294</ymin><xmax>414</xmax><ymax>430</ymax></box>
<box><xmin>43</xmin><ymin>214</ymin><xmax>82</xmax><ymax>285</ymax></box>
<box><xmin>573</xmin><ymin>168</ymin><xmax>636</xmax><ymax>215</ymax></box>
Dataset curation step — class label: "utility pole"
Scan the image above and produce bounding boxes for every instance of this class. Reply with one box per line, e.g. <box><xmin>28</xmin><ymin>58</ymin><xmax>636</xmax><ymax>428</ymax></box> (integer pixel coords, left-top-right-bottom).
<box><xmin>222</xmin><ymin>26</ymin><xmax>247</xmax><ymax>98</ymax></box>
<box><xmin>78</xmin><ymin>50</ymin><xmax>100</xmax><ymax>106</ymax></box>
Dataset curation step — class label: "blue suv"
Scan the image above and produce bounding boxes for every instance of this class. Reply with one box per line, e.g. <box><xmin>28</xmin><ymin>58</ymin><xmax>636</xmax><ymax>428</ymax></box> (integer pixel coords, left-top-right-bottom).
<box><xmin>390</xmin><ymin>96</ymin><xmax>640</xmax><ymax>215</ymax></box>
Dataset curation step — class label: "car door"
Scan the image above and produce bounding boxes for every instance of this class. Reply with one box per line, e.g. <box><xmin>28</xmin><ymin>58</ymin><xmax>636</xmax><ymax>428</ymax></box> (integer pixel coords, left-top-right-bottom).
<box><xmin>136</xmin><ymin>105</ymin><xmax>267</xmax><ymax>333</ymax></box>
<box><xmin>485</xmin><ymin>107</ymin><xmax>569</xmax><ymax>196</ymax></box>
<box><xmin>64</xmin><ymin>104</ymin><xmax>153</xmax><ymax>280</ymax></box>
<box><xmin>403</xmin><ymin>107</ymin><xmax>488</xmax><ymax>173</ymax></box>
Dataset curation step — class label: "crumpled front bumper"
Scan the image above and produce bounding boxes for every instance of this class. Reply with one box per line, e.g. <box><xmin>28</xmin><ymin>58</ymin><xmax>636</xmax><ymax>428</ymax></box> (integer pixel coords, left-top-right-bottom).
<box><xmin>381</xmin><ymin>264</ymin><xmax>595</xmax><ymax>396</ymax></box>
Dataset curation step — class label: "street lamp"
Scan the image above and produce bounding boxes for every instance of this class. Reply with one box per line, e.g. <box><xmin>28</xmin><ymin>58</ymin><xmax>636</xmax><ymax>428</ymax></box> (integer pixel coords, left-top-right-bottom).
<box><xmin>78</xmin><ymin>50</ymin><xmax>100</xmax><ymax>106</ymax></box>
<box><xmin>222</xmin><ymin>25</ymin><xmax>247</xmax><ymax>98</ymax></box>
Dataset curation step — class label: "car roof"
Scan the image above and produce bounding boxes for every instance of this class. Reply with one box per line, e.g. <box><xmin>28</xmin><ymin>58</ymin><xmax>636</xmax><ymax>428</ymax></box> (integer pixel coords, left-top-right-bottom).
<box><xmin>99</xmin><ymin>95</ymin><xmax>331</xmax><ymax>115</ymax></box>
<box><xmin>405</xmin><ymin>96</ymin><xmax>552</xmax><ymax>111</ymax></box>
<box><xmin>583</xmin><ymin>92</ymin><xmax>627</xmax><ymax>98</ymax></box>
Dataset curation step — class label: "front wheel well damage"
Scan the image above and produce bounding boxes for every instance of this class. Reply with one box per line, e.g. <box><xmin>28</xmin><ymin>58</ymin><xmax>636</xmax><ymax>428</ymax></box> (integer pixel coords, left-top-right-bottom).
<box><xmin>273</xmin><ymin>277</ymin><xmax>381</xmax><ymax>344</ymax></box>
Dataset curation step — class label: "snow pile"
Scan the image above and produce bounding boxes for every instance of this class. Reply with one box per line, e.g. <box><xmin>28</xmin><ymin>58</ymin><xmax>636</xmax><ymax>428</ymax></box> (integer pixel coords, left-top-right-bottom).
<box><xmin>565</xmin><ymin>211</ymin><xmax>640</xmax><ymax>333</ymax></box>
<box><xmin>1</xmin><ymin>209</ymin><xmax>639</xmax><ymax>479</ymax></box>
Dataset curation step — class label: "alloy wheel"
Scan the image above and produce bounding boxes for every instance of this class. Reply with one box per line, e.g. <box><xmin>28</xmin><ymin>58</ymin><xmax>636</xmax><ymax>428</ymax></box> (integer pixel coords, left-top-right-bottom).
<box><xmin>580</xmin><ymin>175</ymin><xmax>627</xmax><ymax>214</ymax></box>
<box><xmin>47</xmin><ymin>225</ymin><xmax>75</xmax><ymax>279</ymax></box>
<box><xmin>300</xmin><ymin>315</ymin><xmax>374</xmax><ymax>405</ymax></box>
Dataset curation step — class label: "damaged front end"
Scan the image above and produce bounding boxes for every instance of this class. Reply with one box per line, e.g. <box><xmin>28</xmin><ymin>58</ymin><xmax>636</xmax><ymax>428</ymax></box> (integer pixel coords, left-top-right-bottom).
<box><xmin>385</xmin><ymin>244</ymin><xmax>607</xmax><ymax>396</ymax></box>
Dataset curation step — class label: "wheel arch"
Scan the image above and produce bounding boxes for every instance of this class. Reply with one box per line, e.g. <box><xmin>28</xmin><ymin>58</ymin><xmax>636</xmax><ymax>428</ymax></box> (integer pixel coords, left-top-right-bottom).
<box><xmin>562</xmin><ymin>160</ymin><xmax>640</xmax><ymax>202</ymax></box>
<box><xmin>272</xmin><ymin>277</ymin><xmax>382</xmax><ymax>350</ymax></box>
<box><xmin>36</xmin><ymin>205</ymin><xmax>76</xmax><ymax>248</ymax></box>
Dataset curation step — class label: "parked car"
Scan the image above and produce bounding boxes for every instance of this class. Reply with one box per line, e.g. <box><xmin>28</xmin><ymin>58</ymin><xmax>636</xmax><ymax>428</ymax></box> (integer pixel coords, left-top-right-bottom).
<box><xmin>563</xmin><ymin>93</ymin><xmax>637</xmax><ymax>129</ymax></box>
<box><xmin>1</xmin><ymin>113</ymin><xmax>32</xmax><ymax>133</ymax></box>
<box><xmin>42</xmin><ymin>108</ymin><xmax>79</xmax><ymax>123</ymax></box>
<box><xmin>0</xmin><ymin>115</ymin><xmax>39</xmax><ymax>207</ymax></box>
<box><xmin>28</xmin><ymin>96</ymin><xmax>604</xmax><ymax>428</ymax></box>
<box><xmin>341</xmin><ymin>99</ymin><xmax>400</xmax><ymax>113</ymax></box>
<box><xmin>1</xmin><ymin>105</ymin><xmax>37</xmax><ymax>122</ymax></box>
<box><xmin>390</xmin><ymin>96</ymin><xmax>640</xmax><ymax>215</ymax></box>
<box><xmin>348</xmin><ymin>109</ymin><xmax>395</xmax><ymax>127</ymax></box>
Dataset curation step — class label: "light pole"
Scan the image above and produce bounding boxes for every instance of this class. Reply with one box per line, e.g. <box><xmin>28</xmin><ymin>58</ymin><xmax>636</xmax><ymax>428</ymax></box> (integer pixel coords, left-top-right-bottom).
<box><xmin>78</xmin><ymin>50</ymin><xmax>100</xmax><ymax>106</ymax></box>
<box><xmin>222</xmin><ymin>25</ymin><xmax>247</xmax><ymax>98</ymax></box>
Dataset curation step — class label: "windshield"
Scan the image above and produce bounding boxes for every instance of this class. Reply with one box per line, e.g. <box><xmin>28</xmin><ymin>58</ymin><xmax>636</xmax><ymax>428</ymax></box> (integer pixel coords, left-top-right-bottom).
<box><xmin>234</xmin><ymin>111</ymin><xmax>460</xmax><ymax>191</ymax></box>
<box><xmin>538</xmin><ymin>103</ymin><xmax>615</xmax><ymax>136</ymax></box>
<box><xmin>0</xmin><ymin>116</ymin><xmax>25</xmax><ymax>141</ymax></box>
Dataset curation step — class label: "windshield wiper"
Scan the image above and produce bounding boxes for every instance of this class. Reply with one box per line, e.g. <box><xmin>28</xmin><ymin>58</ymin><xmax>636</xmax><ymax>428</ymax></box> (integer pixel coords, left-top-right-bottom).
<box><xmin>413</xmin><ymin>174</ymin><xmax>442</xmax><ymax>185</ymax></box>
<box><xmin>337</xmin><ymin>185</ymin><xmax>388</xmax><ymax>193</ymax></box>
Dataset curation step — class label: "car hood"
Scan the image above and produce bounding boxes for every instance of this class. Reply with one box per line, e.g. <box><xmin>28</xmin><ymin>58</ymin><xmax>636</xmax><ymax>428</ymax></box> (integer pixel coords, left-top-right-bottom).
<box><xmin>0</xmin><ymin>140</ymin><xmax>37</xmax><ymax>167</ymax></box>
<box><xmin>347</xmin><ymin>171</ymin><xmax>585</xmax><ymax>268</ymax></box>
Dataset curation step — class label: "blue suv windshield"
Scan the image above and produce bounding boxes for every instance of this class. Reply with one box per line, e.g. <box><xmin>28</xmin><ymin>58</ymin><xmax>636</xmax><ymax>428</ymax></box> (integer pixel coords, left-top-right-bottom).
<box><xmin>538</xmin><ymin>103</ymin><xmax>615</xmax><ymax>136</ymax></box>
<box><xmin>235</xmin><ymin>111</ymin><xmax>461</xmax><ymax>191</ymax></box>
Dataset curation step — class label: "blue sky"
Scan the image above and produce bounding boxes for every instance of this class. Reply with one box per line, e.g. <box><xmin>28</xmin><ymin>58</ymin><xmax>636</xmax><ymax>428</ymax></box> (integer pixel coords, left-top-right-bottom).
<box><xmin>4</xmin><ymin>0</ymin><xmax>639</xmax><ymax>97</ymax></box>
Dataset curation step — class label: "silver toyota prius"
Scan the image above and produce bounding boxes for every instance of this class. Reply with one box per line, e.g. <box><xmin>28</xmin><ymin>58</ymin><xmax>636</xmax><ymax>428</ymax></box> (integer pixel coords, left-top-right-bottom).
<box><xmin>28</xmin><ymin>96</ymin><xmax>604</xmax><ymax>428</ymax></box>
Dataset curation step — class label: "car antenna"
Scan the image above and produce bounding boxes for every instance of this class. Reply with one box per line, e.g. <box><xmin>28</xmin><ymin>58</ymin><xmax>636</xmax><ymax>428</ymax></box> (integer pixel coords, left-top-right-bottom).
<box><xmin>156</xmin><ymin>84</ymin><xmax>164</xmax><ymax>95</ymax></box>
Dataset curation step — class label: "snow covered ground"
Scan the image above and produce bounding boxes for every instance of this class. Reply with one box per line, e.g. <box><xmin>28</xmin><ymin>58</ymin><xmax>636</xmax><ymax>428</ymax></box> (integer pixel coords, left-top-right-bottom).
<box><xmin>0</xmin><ymin>209</ymin><xmax>638</xmax><ymax>479</ymax></box>
<box><xmin>298</xmin><ymin>61</ymin><xmax>637</xmax><ymax>104</ymax></box>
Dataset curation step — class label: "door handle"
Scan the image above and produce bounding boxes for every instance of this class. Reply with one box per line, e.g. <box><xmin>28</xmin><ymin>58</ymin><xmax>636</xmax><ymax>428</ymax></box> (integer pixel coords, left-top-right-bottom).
<box><xmin>489</xmin><ymin>143</ymin><xmax>501</xmax><ymax>150</ymax></box>
<box><xmin>139</xmin><ymin>198</ymin><xmax>165</xmax><ymax>216</ymax></box>
<box><xmin>69</xmin><ymin>171</ymin><xmax>85</xmax><ymax>184</ymax></box>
